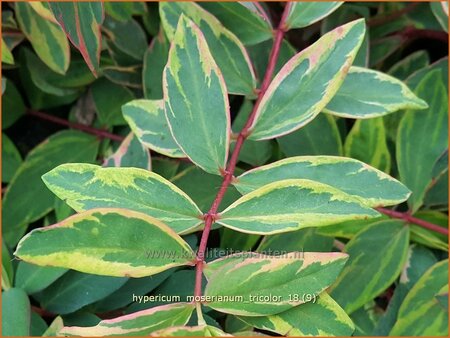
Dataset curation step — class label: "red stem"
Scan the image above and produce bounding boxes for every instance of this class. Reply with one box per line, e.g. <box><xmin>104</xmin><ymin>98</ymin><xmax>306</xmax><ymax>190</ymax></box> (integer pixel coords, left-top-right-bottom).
<box><xmin>377</xmin><ymin>207</ymin><xmax>449</xmax><ymax>236</ymax></box>
<box><xmin>400</xmin><ymin>27</ymin><xmax>448</xmax><ymax>44</ymax></box>
<box><xmin>27</xmin><ymin>110</ymin><xmax>125</xmax><ymax>142</ymax></box>
<box><xmin>193</xmin><ymin>3</ymin><xmax>291</xmax><ymax>299</ymax></box>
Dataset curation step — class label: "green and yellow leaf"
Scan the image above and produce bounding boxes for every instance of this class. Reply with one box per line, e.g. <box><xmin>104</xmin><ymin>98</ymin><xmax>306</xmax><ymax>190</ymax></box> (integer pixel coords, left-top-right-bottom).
<box><xmin>15</xmin><ymin>2</ymin><xmax>70</xmax><ymax>74</ymax></box>
<box><xmin>238</xmin><ymin>292</ymin><xmax>354</xmax><ymax>336</ymax></box>
<box><xmin>390</xmin><ymin>260</ymin><xmax>449</xmax><ymax>336</ymax></box>
<box><xmin>344</xmin><ymin>118</ymin><xmax>391</xmax><ymax>173</ymax></box>
<box><xmin>397</xmin><ymin>70</ymin><xmax>448</xmax><ymax>212</ymax></box>
<box><xmin>329</xmin><ymin>220</ymin><xmax>410</xmax><ymax>314</ymax></box>
<box><xmin>3</xmin><ymin>131</ymin><xmax>99</xmax><ymax>246</ymax></box>
<box><xmin>234</xmin><ymin>156</ymin><xmax>410</xmax><ymax>207</ymax></box>
<box><xmin>324</xmin><ymin>67</ymin><xmax>428</xmax><ymax>118</ymax></box>
<box><xmin>163</xmin><ymin>16</ymin><xmax>230</xmax><ymax>175</ymax></box>
<box><xmin>160</xmin><ymin>2</ymin><xmax>256</xmax><ymax>95</ymax></box>
<box><xmin>285</xmin><ymin>2</ymin><xmax>343</xmax><ymax>29</ymax></box>
<box><xmin>248</xmin><ymin>19</ymin><xmax>366</xmax><ymax>140</ymax></box>
<box><xmin>49</xmin><ymin>2</ymin><xmax>103</xmax><ymax>76</ymax></box>
<box><xmin>122</xmin><ymin>99</ymin><xmax>184</xmax><ymax>158</ymax></box>
<box><xmin>59</xmin><ymin>303</ymin><xmax>195</xmax><ymax>336</ymax></box>
<box><xmin>15</xmin><ymin>208</ymin><xmax>195</xmax><ymax>278</ymax></box>
<box><xmin>42</xmin><ymin>163</ymin><xmax>203</xmax><ymax>234</ymax></box>
<box><xmin>220</xmin><ymin>179</ymin><xmax>379</xmax><ymax>235</ymax></box>
<box><xmin>204</xmin><ymin>252</ymin><xmax>348</xmax><ymax>315</ymax></box>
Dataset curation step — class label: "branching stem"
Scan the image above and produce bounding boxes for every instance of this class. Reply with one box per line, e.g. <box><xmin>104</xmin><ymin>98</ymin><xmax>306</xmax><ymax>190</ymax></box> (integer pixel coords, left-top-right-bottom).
<box><xmin>193</xmin><ymin>3</ymin><xmax>292</xmax><ymax>301</ymax></box>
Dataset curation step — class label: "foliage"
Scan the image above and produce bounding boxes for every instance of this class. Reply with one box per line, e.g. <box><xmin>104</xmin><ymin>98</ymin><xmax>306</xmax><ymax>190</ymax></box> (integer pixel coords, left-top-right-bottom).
<box><xmin>1</xmin><ymin>1</ymin><xmax>448</xmax><ymax>337</ymax></box>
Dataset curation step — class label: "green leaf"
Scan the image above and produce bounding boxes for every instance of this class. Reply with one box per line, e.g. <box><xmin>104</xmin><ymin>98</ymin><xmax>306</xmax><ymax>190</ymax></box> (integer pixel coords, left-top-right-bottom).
<box><xmin>103</xmin><ymin>16</ymin><xmax>147</xmax><ymax>61</ymax></box>
<box><xmin>234</xmin><ymin>156</ymin><xmax>410</xmax><ymax>207</ymax></box>
<box><xmin>329</xmin><ymin>220</ymin><xmax>410</xmax><ymax>314</ymax></box>
<box><xmin>324</xmin><ymin>67</ymin><xmax>428</xmax><ymax>118</ymax></box>
<box><xmin>15</xmin><ymin>208</ymin><xmax>195</xmax><ymax>277</ymax></box>
<box><xmin>103</xmin><ymin>133</ymin><xmax>152</xmax><ymax>170</ymax></box>
<box><xmin>204</xmin><ymin>252</ymin><xmax>348</xmax><ymax>315</ymax></box>
<box><xmin>59</xmin><ymin>303</ymin><xmax>195</xmax><ymax>336</ymax></box>
<box><xmin>409</xmin><ymin>211</ymin><xmax>448</xmax><ymax>251</ymax></box>
<box><xmin>102</xmin><ymin>65</ymin><xmax>142</xmax><ymax>88</ymax></box>
<box><xmin>104</xmin><ymin>2</ymin><xmax>134</xmax><ymax>22</ymax></box>
<box><xmin>238</xmin><ymin>292</ymin><xmax>354</xmax><ymax>336</ymax></box>
<box><xmin>92</xmin><ymin>269</ymin><xmax>173</xmax><ymax>312</ymax></box>
<box><xmin>2</xmin><ymin>288</ymin><xmax>30</xmax><ymax>336</ymax></box>
<box><xmin>1</xmin><ymin>133</ymin><xmax>22</xmax><ymax>183</ymax></box>
<box><xmin>3</xmin><ymin>131</ymin><xmax>100</xmax><ymax>246</ymax></box>
<box><xmin>1</xmin><ymin>38</ymin><xmax>14</xmax><ymax>64</ymax></box>
<box><xmin>15</xmin><ymin>2</ymin><xmax>69</xmax><ymax>74</ymax></box>
<box><xmin>49</xmin><ymin>2</ymin><xmax>103</xmax><ymax>76</ymax></box>
<box><xmin>171</xmin><ymin>165</ymin><xmax>241</xmax><ymax>212</ymax></box>
<box><xmin>91</xmin><ymin>78</ymin><xmax>134</xmax><ymax>127</ymax></box>
<box><xmin>344</xmin><ymin>118</ymin><xmax>391</xmax><ymax>173</ymax></box>
<box><xmin>199</xmin><ymin>2</ymin><xmax>272</xmax><ymax>45</ymax></box>
<box><xmin>431</xmin><ymin>1</ymin><xmax>448</xmax><ymax>32</ymax></box>
<box><xmin>30</xmin><ymin>312</ymin><xmax>48</xmax><ymax>336</ymax></box>
<box><xmin>373</xmin><ymin>244</ymin><xmax>438</xmax><ymax>335</ymax></box>
<box><xmin>2</xmin><ymin>79</ymin><xmax>25</xmax><ymax>129</ymax></box>
<box><xmin>143</xmin><ymin>30</ymin><xmax>169</xmax><ymax>99</ymax></box>
<box><xmin>163</xmin><ymin>16</ymin><xmax>230</xmax><ymax>174</ymax></box>
<box><xmin>42</xmin><ymin>163</ymin><xmax>203</xmax><ymax>234</ymax></box>
<box><xmin>277</xmin><ymin>114</ymin><xmax>343</xmax><ymax>157</ymax></box>
<box><xmin>285</xmin><ymin>2</ymin><xmax>343</xmax><ymax>29</ymax></box>
<box><xmin>397</xmin><ymin>70</ymin><xmax>448</xmax><ymax>212</ymax></box>
<box><xmin>316</xmin><ymin>217</ymin><xmax>388</xmax><ymax>240</ymax></box>
<box><xmin>15</xmin><ymin>262</ymin><xmax>67</xmax><ymax>294</ymax></box>
<box><xmin>160</xmin><ymin>2</ymin><xmax>256</xmax><ymax>96</ymax></box>
<box><xmin>151</xmin><ymin>325</ymin><xmax>230</xmax><ymax>336</ymax></box>
<box><xmin>33</xmin><ymin>270</ymin><xmax>127</xmax><ymax>314</ymax></box>
<box><xmin>219</xmin><ymin>179</ymin><xmax>379</xmax><ymax>235</ymax></box>
<box><xmin>390</xmin><ymin>260</ymin><xmax>448</xmax><ymax>336</ymax></box>
<box><xmin>232</xmin><ymin>100</ymin><xmax>273</xmax><ymax>166</ymax></box>
<box><xmin>2</xmin><ymin>241</ymin><xmax>13</xmax><ymax>290</ymax></box>
<box><xmin>257</xmin><ymin>228</ymin><xmax>333</xmax><ymax>253</ymax></box>
<box><xmin>387</xmin><ymin>50</ymin><xmax>430</xmax><ymax>81</ymax></box>
<box><xmin>122</xmin><ymin>99</ymin><xmax>184</xmax><ymax>158</ymax></box>
<box><xmin>248</xmin><ymin>19</ymin><xmax>366</xmax><ymax>140</ymax></box>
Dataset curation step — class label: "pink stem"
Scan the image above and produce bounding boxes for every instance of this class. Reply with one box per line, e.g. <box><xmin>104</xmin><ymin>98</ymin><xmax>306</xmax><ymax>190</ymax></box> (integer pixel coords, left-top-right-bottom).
<box><xmin>193</xmin><ymin>3</ymin><xmax>292</xmax><ymax>298</ymax></box>
<box><xmin>377</xmin><ymin>207</ymin><xmax>448</xmax><ymax>235</ymax></box>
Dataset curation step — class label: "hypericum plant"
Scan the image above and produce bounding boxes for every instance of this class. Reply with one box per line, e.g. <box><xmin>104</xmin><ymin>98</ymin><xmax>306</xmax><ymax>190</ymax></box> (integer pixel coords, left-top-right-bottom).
<box><xmin>2</xmin><ymin>1</ymin><xmax>449</xmax><ymax>337</ymax></box>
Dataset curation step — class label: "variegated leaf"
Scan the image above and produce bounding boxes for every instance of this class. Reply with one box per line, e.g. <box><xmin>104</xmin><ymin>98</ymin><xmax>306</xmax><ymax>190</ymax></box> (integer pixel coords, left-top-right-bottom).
<box><xmin>204</xmin><ymin>252</ymin><xmax>348</xmax><ymax>315</ymax></box>
<box><xmin>49</xmin><ymin>2</ymin><xmax>104</xmax><ymax>76</ymax></box>
<box><xmin>285</xmin><ymin>2</ymin><xmax>343</xmax><ymax>29</ymax></box>
<box><xmin>329</xmin><ymin>220</ymin><xmax>410</xmax><ymax>314</ymax></box>
<box><xmin>103</xmin><ymin>133</ymin><xmax>152</xmax><ymax>170</ymax></box>
<box><xmin>15</xmin><ymin>208</ymin><xmax>195</xmax><ymax>278</ymax></box>
<box><xmin>234</xmin><ymin>156</ymin><xmax>410</xmax><ymax>207</ymax></box>
<box><xmin>15</xmin><ymin>2</ymin><xmax>70</xmax><ymax>74</ymax></box>
<box><xmin>324</xmin><ymin>67</ymin><xmax>428</xmax><ymax>118</ymax></box>
<box><xmin>238</xmin><ymin>292</ymin><xmax>354</xmax><ymax>336</ymax></box>
<box><xmin>431</xmin><ymin>1</ymin><xmax>448</xmax><ymax>32</ymax></box>
<box><xmin>219</xmin><ymin>179</ymin><xmax>379</xmax><ymax>235</ymax></box>
<box><xmin>397</xmin><ymin>70</ymin><xmax>448</xmax><ymax>212</ymax></box>
<box><xmin>151</xmin><ymin>325</ymin><xmax>231</xmax><ymax>337</ymax></box>
<box><xmin>42</xmin><ymin>164</ymin><xmax>203</xmax><ymax>234</ymax></box>
<box><xmin>163</xmin><ymin>16</ymin><xmax>230</xmax><ymax>175</ymax></box>
<box><xmin>160</xmin><ymin>2</ymin><xmax>256</xmax><ymax>96</ymax></box>
<box><xmin>344</xmin><ymin>118</ymin><xmax>391</xmax><ymax>173</ymax></box>
<box><xmin>122</xmin><ymin>99</ymin><xmax>184</xmax><ymax>158</ymax></box>
<box><xmin>199</xmin><ymin>2</ymin><xmax>272</xmax><ymax>45</ymax></box>
<box><xmin>249</xmin><ymin>19</ymin><xmax>365</xmax><ymax>140</ymax></box>
<box><xmin>59</xmin><ymin>303</ymin><xmax>195</xmax><ymax>336</ymax></box>
<box><xmin>390</xmin><ymin>260</ymin><xmax>448</xmax><ymax>336</ymax></box>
